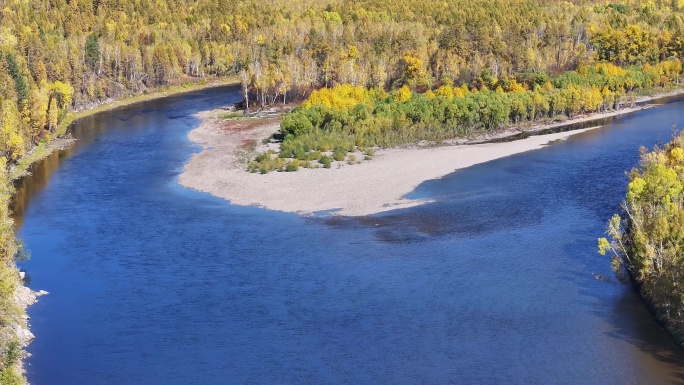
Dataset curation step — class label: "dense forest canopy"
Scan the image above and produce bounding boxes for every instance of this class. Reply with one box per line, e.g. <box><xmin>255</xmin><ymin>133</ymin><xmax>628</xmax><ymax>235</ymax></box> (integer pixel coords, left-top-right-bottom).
<box><xmin>2</xmin><ymin>0</ymin><xmax>684</xmax><ymax>165</ymax></box>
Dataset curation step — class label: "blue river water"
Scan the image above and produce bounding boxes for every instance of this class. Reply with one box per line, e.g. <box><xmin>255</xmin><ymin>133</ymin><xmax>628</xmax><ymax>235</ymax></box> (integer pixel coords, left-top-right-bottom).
<box><xmin>14</xmin><ymin>86</ymin><xmax>684</xmax><ymax>384</ymax></box>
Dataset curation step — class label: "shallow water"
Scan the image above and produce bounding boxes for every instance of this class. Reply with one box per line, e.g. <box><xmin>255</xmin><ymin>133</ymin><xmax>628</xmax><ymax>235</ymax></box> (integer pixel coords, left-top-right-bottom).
<box><xmin>15</xmin><ymin>87</ymin><xmax>684</xmax><ymax>384</ymax></box>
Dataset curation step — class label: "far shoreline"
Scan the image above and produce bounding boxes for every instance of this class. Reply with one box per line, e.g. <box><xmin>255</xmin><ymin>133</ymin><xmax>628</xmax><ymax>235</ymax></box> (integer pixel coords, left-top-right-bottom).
<box><xmin>179</xmin><ymin>87</ymin><xmax>684</xmax><ymax>217</ymax></box>
<box><xmin>457</xmin><ymin>87</ymin><xmax>684</xmax><ymax>146</ymax></box>
<box><xmin>10</xmin><ymin>77</ymin><xmax>240</xmax><ymax>181</ymax></box>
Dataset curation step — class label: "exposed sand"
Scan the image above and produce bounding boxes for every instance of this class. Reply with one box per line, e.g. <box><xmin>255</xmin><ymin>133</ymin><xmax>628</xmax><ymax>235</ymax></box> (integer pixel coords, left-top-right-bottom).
<box><xmin>178</xmin><ymin>106</ymin><xmax>641</xmax><ymax>216</ymax></box>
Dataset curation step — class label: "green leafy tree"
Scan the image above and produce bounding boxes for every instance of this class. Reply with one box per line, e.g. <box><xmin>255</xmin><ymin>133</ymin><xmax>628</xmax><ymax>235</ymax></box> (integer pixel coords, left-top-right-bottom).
<box><xmin>599</xmin><ymin>130</ymin><xmax>684</xmax><ymax>343</ymax></box>
<box><xmin>84</xmin><ymin>34</ymin><xmax>100</xmax><ymax>71</ymax></box>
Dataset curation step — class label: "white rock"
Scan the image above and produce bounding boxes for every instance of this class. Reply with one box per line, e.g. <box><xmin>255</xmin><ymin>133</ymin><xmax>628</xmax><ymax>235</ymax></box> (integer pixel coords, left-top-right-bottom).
<box><xmin>15</xmin><ymin>325</ymin><xmax>35</xmax><ymax>346</ymax></box>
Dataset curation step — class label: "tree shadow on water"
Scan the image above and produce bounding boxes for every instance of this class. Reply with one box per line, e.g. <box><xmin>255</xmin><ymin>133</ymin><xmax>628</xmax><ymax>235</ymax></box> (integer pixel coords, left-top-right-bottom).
<box><xmin>558</xmin><ymin>236</ymin><xmax>684</xmax><ymax>383</ymax></box>
<box><xmin>605</xmin><ymin>288</ymin><xmax>684</xmax><ymax>383</ymax></box>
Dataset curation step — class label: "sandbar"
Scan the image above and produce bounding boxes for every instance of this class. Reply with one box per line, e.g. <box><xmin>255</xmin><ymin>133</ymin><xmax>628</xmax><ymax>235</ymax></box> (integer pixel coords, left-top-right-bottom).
<box><xmin>178</xmin><ymin>106</ymin><xmax>643</xmax><ymax>216</ymax></box>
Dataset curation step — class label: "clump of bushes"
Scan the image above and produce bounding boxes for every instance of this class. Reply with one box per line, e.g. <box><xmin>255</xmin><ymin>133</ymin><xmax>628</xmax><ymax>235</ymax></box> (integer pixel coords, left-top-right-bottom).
<box><xmin>332</xmin><ymin>147</ymin><xmax>346</xmax><ymax>161</ymax></box>
<box><xmin>285</xmin><ymin>159</ymin><xmax>300</xmax><ymax>172</ymax></box>
<box><xmin>248</xmin><ymin>150</ymin><xmax>287</xmax><ymax>173</ymax></box>
<box><xmin>319</xmin><ymin>155</ymin><xmax>333</xmax><ymax>168</ymax></box>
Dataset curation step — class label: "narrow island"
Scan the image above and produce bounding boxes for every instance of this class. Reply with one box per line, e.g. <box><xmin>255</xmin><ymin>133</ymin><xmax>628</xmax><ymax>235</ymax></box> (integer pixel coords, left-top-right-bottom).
<box><xmin>179</xmin><ymin>77</ymin><xmax>682</xmax><ymax>216</ymax></box>
<box><xmin>180</xmin><ymin>109</ymin><xmax>602</xmax><ymax>216</ymax></box>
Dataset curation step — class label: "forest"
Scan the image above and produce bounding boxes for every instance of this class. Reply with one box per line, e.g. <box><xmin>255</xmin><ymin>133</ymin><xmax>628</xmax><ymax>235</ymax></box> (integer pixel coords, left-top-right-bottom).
<box><xmin>250</xmin><ymin>61</ymin><xmax>680</xmax><ymax>172</ymax></box>
<box><xmin>4</xmin><ymin>0</ymin><xmax>684</xmax><ymax>166</ymax></box>
<box><xmin>599</xmin><ymin>131</ymin><xmax>684</xmax><ymax>345</ymax></box>
<box><xmin>2</xmin><ymin>0</ymin><xmax>684</xmax><ymax>381</ymax></box>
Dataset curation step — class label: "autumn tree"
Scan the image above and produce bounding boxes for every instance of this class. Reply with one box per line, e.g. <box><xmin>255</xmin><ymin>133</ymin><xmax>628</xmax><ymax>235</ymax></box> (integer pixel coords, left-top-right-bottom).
<box><xmin>599</xmin><ymin>130</ymin><xmax>684</xmax><ymax>343</ymax></box>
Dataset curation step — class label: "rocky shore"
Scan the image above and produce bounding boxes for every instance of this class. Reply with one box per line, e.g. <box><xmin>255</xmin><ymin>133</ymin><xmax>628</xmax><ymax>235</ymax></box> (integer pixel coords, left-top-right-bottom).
<box><xmin>10</xmin><ymin>283</ymin><xmax>47</xmax><ymax>378</ymax></box>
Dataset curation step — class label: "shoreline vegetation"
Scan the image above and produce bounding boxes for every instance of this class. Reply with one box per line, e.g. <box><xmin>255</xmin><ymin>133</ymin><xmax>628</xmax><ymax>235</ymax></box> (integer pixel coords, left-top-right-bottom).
<box><xmin>599</xmin><ymin>130</ymin><xmax>684</xmax><ymax>348</ymax></box>
<box><xmin>179</xmin><ymin>87</ymin><xmax>683</xmax><ymax>217</ymax></box>
<box><xmin>248</xmin><ymin>61</ymin><xmax>684</xmax><ymax>174</ymax></box>
<box><xmin>9</xmin><ymin>77</ymin><xmax>238</xmax><ymax>181</ymax></box>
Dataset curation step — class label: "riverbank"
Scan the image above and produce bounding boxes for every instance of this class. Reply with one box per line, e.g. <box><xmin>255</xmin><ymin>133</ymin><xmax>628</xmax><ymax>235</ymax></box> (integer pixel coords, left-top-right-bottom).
<box><xmin>448</xmin><ymin>87</ymin><xmax>684</xmax><ymax>145</ymax></box>
<box><xmin>11</xmin><ymin>285</ymin><xmax>48</xmax><ymax>379</ymax></box>
<box><xmin>9</xmin><ymin>77</ymin><xmax>239</xmax><ymax>181</ymax></box>
<box><xmin>69</xmin><ymin>77</ymin><xmax>240</xmax><ymax>122</ymax></box>
<box><xmin>6</xmin><ymin>76</ymin><xmax>238</xmax><ymax>384</ymax></box>
<box><xmin>179</xmin><ymin>88</ymin><xmax>684</xmax><ymax>217</ymax></box>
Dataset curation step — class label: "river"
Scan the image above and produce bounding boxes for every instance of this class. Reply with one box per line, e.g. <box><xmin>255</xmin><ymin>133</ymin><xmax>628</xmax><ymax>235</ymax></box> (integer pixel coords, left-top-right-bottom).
<box><xmin>14</xmin><ymin>86</ymin><xmax>684</xmax><ymax>384</ymax></box>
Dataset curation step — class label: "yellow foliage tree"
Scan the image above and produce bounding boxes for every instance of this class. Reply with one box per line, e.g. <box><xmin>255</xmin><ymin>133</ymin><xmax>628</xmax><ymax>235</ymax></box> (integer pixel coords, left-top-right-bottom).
<box><xmin>594</xmin><ymin>63</ymin><xmax>627</xmax><ymax>77</ymax></box>
<box><xmin>656</xmin><ymin>59</ymin><xmax>682</xmax><ymax>85</ymax></box>
<box><xmin>48</xmin><ymin>81</ymin><xmax>74</xmax><ymax>110</ymax></box>
<box><xmin>302</xmin><ymin>84</ymin><xmax>370</xmax><ymax>110</ymax></box>
<box><xmin>507</xmin><ymin>79</ymin><xmax>526</xmax><ymax>93</ymax></box>
<box><xmin>0</xmin><ymin>100</ymin><xmax>24</xmax><ymax>160</ymax></box>
<box><xmin>580</xmin><ymin>86</ymin><xmax>603</xmax><ymax>113</ymax></box>
<box><xmin>434</xmin><ymin>85</ymin><xmax>454</xmax><ymax>99</ymax></box>
<box><xmin>393</xmin><ymin>85</ymin><xmax>412</xmax><ymax>102</ymax></box>
<box><xmin>402</xmin><ymin>51</ymin><xmax>429</xmax><ymax>89</ymax></box>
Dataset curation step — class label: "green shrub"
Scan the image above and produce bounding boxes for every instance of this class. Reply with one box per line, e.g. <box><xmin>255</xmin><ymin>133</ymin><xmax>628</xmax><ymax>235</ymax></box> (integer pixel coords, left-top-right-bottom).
<box><xmin>275</xmin><ymin>158</ymin><xmax>287</xmax><ymax>171</ymax></box>
<box><xmin>279</xmin><ymin>148</ymin><xmax>293</xmax><ymax>158</ymax></box>
<box><xmin>248</xmin><ymin>162</ymin><xmax>259</xmax><ymax>173</ymax></box>
<box><xmin>294</xmin><ymin>149</ymin><xmax>307</xmax><ymax>160</ymax></box>
<box><xmin>0</xmin><ymin>368</ymin><xmax>21</xmax><ymax>385</ymax></box>
<box><xmin>255</xmin><ymin>151</ymin><xmax>274</xmax><ymax>163</ymax></box>
<box><xmin>250</xmin><ymin>152</ymin><xmax>287</xmax><ymax>173</ymax></box>
<box><xmin>332</xmin><ymin>147</ymin><xmax>346</xmax><ymax>161</ymax></box>
<box><xmin>319</xmin><ymin>155</ymin><xmax>332</xmax><ymax>168</ymax></box>
<box><xmin>4</xmin><ymin>340</ymin><xmax>19</xmax><ymax>367</ymax></box>
<box><xmin>281</xmin><ymin>111</ymin><xmax>314</xmax><ymax>136</ymax></box>
<box><xmin>307</xmin><ymin>151</ymin><xmax>322</xmax><ymax>161</ymax></box>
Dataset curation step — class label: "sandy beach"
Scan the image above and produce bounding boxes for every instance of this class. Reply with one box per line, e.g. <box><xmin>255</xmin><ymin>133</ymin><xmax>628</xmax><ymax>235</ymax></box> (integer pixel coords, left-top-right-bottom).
<box><xmin>178</xmin><ymin>105</ymin><xmax>648</xmax><ymax>216</ymax></box>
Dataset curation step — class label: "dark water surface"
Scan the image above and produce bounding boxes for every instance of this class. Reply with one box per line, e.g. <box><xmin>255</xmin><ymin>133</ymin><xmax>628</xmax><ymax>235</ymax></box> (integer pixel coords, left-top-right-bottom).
<box><xmin>15</xmin><ymin>87</ymin><xmax>684</xmax><ymax>384</ymax></box>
